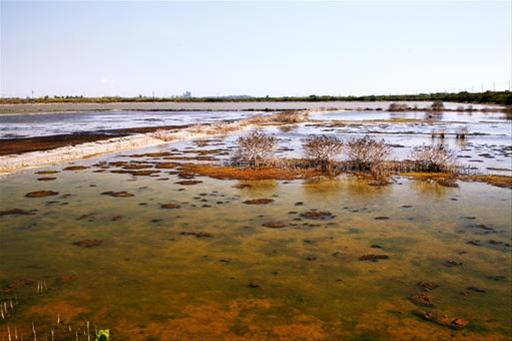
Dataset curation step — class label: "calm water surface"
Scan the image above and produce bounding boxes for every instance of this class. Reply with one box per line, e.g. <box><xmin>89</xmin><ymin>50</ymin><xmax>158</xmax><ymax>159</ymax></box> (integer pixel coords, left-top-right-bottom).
<box><xmin>1</xmin><ymin>138</ymin><xmax>511</xmax><ymax>340</ymax></box>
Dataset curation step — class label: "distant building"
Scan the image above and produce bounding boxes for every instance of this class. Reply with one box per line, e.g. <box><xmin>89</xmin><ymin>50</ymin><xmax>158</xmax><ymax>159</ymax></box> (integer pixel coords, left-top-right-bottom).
<box><xmin>182</xmin><ymin>91</ymin><xmax>191</xmax><ymax>98</ymax></box>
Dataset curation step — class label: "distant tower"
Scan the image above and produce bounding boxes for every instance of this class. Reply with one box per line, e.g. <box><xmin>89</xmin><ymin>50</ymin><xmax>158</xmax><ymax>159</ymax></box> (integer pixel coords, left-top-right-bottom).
<box><xmin>182</xmin><ymin>91</ymin><xmax>191</xmax><ymax>98</ymax></box>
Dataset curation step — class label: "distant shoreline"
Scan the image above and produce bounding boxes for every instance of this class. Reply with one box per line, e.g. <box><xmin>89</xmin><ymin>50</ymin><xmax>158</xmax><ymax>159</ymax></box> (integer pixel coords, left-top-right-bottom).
<box><xmin>0</xmin><ymin>100</ymin><xmax>504</xmax><ymax>115</ymax></box>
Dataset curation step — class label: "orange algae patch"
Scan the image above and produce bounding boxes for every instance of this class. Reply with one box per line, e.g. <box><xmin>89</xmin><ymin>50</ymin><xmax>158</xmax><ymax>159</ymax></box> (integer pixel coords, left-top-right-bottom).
<box><xmin>461</xmin><ymin>175</ymin><xmax>512</xmax><ymax>189</ymax></box>
<box><xmin>402</xmin><ymin>172</ymin><xmax>512</xmax><ymax>189</ymax></box>
<box><xmin>27</xmin><ymin>300</ymin><xmax>87</xmax><ymax>323</ymax></box>
<box><xmin>180</xmin><ymin>164</ymin><xmax>322</xmax><ymax>181</ymax></box>
<box><xmin>115</xmin><ymin>299</ymin><xmax>328</xmax><ymax>340</ymax></box>
<box><xmin>272</xmin><ymin>314</ymin><xmax>327</xmax><ymax>341</ymax></box>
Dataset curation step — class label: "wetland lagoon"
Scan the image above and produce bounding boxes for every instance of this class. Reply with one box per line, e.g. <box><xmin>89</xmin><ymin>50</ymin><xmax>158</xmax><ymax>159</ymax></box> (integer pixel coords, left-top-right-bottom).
<box><xmin>0</xmin><ymin>106</ymin><xmax>511</xmax><ymax>340</ymax></box>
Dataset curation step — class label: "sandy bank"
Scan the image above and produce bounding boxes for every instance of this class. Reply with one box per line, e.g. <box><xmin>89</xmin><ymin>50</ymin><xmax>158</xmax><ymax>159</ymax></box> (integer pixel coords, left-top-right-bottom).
<box><xmin>0</xmin><ymin>121</ymin><xmax>256</xmax><ymax>175</ymax></box>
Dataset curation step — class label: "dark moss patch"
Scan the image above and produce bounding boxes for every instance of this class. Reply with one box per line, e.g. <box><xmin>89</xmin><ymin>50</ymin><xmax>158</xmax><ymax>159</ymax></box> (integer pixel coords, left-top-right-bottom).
<box><xmin>25</xmin><ymin>190</ymin><xmax>59</xmax><ymax>198</ymax></box>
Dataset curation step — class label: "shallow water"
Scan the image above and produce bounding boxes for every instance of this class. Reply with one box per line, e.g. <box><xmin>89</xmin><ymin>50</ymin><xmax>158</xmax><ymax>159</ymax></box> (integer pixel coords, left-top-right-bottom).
<box><xmin>0</xmin><ymin>110</ymin><xmax>264</xmax><ymax>139</ymax></box>
<box><xmin>1</xmin><ymin>139</ymin><xmax>511</xmax><ymax>340</ymax></box>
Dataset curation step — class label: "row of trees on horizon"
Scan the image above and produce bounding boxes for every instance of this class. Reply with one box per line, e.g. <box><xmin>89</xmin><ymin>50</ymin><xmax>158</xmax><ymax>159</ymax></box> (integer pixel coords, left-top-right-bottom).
<box><xmin>0</xmin><ymin>91</ymin><xmax>511</xmax><ymax>106</ymax></box>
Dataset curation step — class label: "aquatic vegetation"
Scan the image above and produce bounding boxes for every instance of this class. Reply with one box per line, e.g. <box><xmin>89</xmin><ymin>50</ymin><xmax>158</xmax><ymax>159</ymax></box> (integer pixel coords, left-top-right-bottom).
<box><xmin>175</xmin><ymin>180</ymin><xmax>202</xmax><ymax>185</ymax></box>
<box><xmin>100</xmin><ymin>191</ymin><xmax>134</xmax><ymax>197</ymax></box>
<box><xmin>72</xmin><ymin>239</ymin><xmax>103</xmax><ymax>248</ymax></box>
<box><xmin>25</xmin><ymin>190</ymin><xmax>59</xmax><ymax>198</ymax></box>
<box><xmin>410</xmin><ymin>292</ymin><xmax>434</xmax><ymax>307</ymax></box>
<box><xmin>180</xmin><ymin>231</ymin><xmax>212</xmax><ymax>238</ymax></box>
<box><xmin>35</xmin><ymin>170</ymin><xmax>60</xmax><ymax>174</ymax></box>
<box><xmin>63</xmin><ymin>165</ymin><xmax>89</xmax><ymax>171</ymax></box>
<box><xmin>261</xmin><ymin>221</ymin><xmax>287</xmax><ymax>228</ymax></box>
<box><xmin>358</xmin><ymin>254</ymin><xmax>390</xmax><ymax>262</ymax></box>
<box><xmin>161</xmin><ymin>203</ymin><xmax>181</xmax><ymax>209</ymax></box>
<box><xmin>417</xmin><ymin>281</ymin><xmax>439</xmax><ymax>291</ymax></box>
<box><xmin>299</xmin><ymin>210</ymin><xmax>335</xmax><ymax>220</ymax></box>
<box><xmin>180</xmin><ymin>163</ymin><xmax>321</xmax><ymax>180</ymax></box>
<box><xmin>0</xmin><ymin>208</ymin><xmax>37</xmax><ymax>216</ymax></box>
<box><xmin>422</xmin><ymin>311</ymin><xmax>469</xmax><ymax>329</ymax></box>
<box><xmin>462</xmin><ymin>175</ymin><xmax>512</xmax><ymax>189</ymax></box>
<box><xmin>243</xmin><ymin>198</ymin><xmax>274</xmax><ymax>205</ymax></box>
<box><xmin>37</xmin><ymin>176</ymin><xmax>56</xmax><ymax>181</ymax></box>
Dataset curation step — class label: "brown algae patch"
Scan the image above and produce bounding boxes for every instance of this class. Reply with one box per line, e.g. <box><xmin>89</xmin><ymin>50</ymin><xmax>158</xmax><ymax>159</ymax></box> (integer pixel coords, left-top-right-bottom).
<box><xmin>115</xmin><ymin>299</ymin><xmax>327</xmax><ymax>340</ymax></box>
<box><xmin>180</xmin><ymin>231</ymin><xmax>212</xmax><ymax>238</ymax></box>
<box><xmin>161</xmin><ymin>203</ymin><xmax>181</xmax><ymax>209</ymax></box>
<box><xmin>462</xmin><ymin>175</ymin><xmax>512</xmax><ymax>189</ymax></box>
<box><xmin>25</xmin><ymin>190</ymin><xmax>59</xmax><ymax>198</ymax></box>
<box><xmin>63</xmin><ymin>165</ymin><xmax>89</xmax><ymax>171</ymax></box>
<box><xmin>403</xmin><ymin>172</ymin><xmax>512</xmax><ymax>189</ymax></box>
<box><xmin>35</xmin><ymin>170</ymin><xmax>60</xmax><ymax>174</ymax></box>
<box><xmin>27</xmin><ymin>300</ymin><xmax>87</xmax><ymax>323</ymax></box>
<box><xmin>262</xmin><ymin>221</ymin><xmax>287</xmax><ymax>229</ymax></box>
<box><xmin>243</xmin><ymin>198</ymin><xmax>275</xmax><ymax>205</ymax></box>
<box><xmin>72</xmin><ymin>239</ymin><xmax>103</xmax><ymax>248</ymax></box>
<box><xmin>358</xmin><ymin>254</ymin><xmax>390</xmax><ymax>262</ymax></box>
<box><xmin>37</xmin><ymin>176</ymin><xmax>57</xmax><ymax>181</ymax></box>
<box><xmin>0</xmin><ymin>208</ymin><xmax>37</xmax><ymax>216</ymax></box>
<box><xmin>175</xmin><ymin>180</ymin><xmax>203</xmax><ymax>185</ymax></box>
<box><xmin>101</xmin><ymin>191</ymin><xmax>134</xmax><ymax>198</ymax></box>
<box><xmin>300</xmin><ymin>210</ymin><xmax>335</xmax><ymax>220</ymax></box>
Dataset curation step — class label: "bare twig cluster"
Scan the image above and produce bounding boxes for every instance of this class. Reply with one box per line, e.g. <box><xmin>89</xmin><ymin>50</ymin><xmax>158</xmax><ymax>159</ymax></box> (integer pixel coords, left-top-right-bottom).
<box><xmin>345</xmin><ymin>136</ymin><xmax>391</xmax><ymax>171</ymax></box>
<box><xmin>303</xmin><ymin>135</ymin><xmax>343</xmax><ymax>174</ymax></box>
<box><xmin>431</xmin><ymin>100</ymin><xmax>445</xmax><ymax>111</ymax></box>
<box><xmin>248</xmin><ymin>110</ymin><xmax>309</xmax><ymax>125</ymax></box>
<box><xmin>410</xmin><ymin>144</ymin><xmax>456</xmax><ymax>172</ymax></box>
<box><xmin>233</xmin><ymin>129</ymin><xmax>278</xmax><ymax>166</ymax></box>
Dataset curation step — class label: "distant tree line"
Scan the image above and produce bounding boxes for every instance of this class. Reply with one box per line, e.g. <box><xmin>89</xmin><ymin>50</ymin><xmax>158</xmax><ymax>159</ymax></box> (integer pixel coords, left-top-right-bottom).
<box><xmin>0</xmin><ymin>91</ymin><xmax>510</xmax><ymax>106</ymax></box>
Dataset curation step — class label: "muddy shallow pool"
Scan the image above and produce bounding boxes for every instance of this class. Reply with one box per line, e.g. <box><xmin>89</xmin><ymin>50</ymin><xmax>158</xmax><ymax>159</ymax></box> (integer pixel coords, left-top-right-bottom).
<box><xmin>1</xmin><ymin>142</ymin><xmax>511</xmax><ymax>340</ymax></box>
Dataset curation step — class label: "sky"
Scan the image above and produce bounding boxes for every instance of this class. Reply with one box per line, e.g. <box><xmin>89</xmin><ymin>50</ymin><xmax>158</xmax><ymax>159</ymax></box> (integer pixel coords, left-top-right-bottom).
<box><xmin>0</xmin><ymin>1</ymin><xmax>510</xmax><ymax>98</ymax></box>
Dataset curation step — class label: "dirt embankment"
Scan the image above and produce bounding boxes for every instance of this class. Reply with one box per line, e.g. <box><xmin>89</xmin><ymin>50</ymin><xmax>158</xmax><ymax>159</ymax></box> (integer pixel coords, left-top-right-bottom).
<box><xmin>0</xmin><ymin>124</ymin><xmax>189</xmax><ymax>156</ymax></box>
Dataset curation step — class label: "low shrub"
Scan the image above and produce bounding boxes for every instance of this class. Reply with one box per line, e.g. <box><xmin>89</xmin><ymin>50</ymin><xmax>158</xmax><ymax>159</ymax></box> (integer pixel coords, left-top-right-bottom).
<box><xmin>302</xmin><ymin>135</ymin><xmax>343</xmax><ymax>174</ymax></box>
<box><xmin>345</xmin><ymin>136</ymin><xmax>391</xmax><ymax>171</ymax></box>
<box><xmin>410</xmin><ymin>144</ymin><xmax>457</xmax><ymax>172</ymax></box>
<box><xmin>233</xmin><ymin>129</ymin><xmax>278</xmax><ymax>166</ymax></box>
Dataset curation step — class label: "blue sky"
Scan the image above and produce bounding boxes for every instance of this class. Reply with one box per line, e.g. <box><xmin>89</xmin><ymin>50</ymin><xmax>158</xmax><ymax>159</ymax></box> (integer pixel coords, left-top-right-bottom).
<box><xmin>1</xmin><ymin>1</ymin><xmax>510</xmax><ymax>98</ymax></box>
